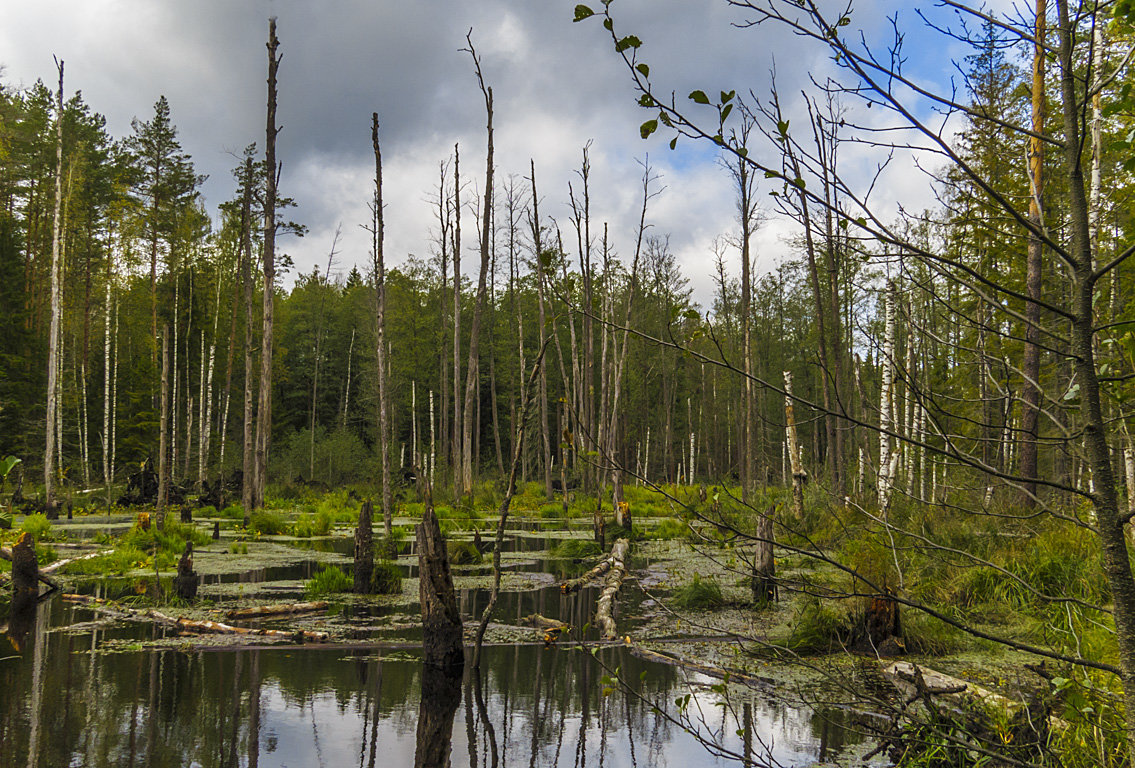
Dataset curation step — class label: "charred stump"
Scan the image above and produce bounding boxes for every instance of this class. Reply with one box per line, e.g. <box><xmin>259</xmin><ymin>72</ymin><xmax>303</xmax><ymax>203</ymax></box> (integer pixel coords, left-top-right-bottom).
<box><xmin>173</xmin><ymin>541</ymin><xmax>199</xmax><ymax>601</ymax></box>
<box><xmin>417</xmin><ymin>497</ymin><xmax>463</xmax><ymax>669</ymax></box>
<box><xmin>859</xmin><ymin>592</ymin><xmax>903</xmax><ymax>656</ymax></box>
<box><xmin>354</xmin><ymin>500</ymin><xmax>375</xmax><ymax>594</ymax></box>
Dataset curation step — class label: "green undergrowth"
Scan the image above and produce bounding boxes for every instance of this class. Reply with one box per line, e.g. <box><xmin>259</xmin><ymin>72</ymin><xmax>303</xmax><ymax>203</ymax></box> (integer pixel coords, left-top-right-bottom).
<box><xmin>304</xmin><ymin>564</ymin><xmax>352</xmax><ymax>596</ymax></box>
<box><xmin>551</xmin><ymin>539</ymin><xmax>602</xmax><ymax>559</ymax></box>
<box><xmin>371</xmin><ymin>559</ymin><xmax>402</xmax><ymax>594</ymax></box>
<box><xmin>64</xmin><ymin>517</ymin><xmax>211</xmax><ymax>575</ymax></box>
<box><xmin>671</xmin><ymin>574</ymin><xmax>726</xmax><ymax>610</ymax></box>
<box><xmin>448</xmin><ymin>539</ymin><xmax>483</xmax><ymax>565</ymax></box>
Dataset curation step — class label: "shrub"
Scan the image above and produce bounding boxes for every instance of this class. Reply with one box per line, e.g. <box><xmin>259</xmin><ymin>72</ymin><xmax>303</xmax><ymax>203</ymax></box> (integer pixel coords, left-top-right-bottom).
<box><xmin>196</xmin><ymin>505</ymin><xmax>217</xmax><ymax>517</ymax></box>
<box><xmin>304</xmin><ymin>565</ymin><xmax>352</xmax><ymax>597</ymax></box>
<box><xmin>671</xmin><ymin>574</ymin><xmax>726</xmax><ymax>610</ymax></box>
<box><xmin>229</xmin><ymin>541</ymin><xmax>249</xmax><ymax>555</ymax></box>
<box><xmin>448</xmin><ymin>539</ymin><xmax>483</xmax><ymax>565</ymax></box>
<box><xmin>249</xmin><ymin>511</ymin><xmax>287</xmax><ymax>535</ymax></box>
<box><xmin>19</xmin><ymin>514</ymin><xmax>54</xmax><ymax>542</ymax></box>
<box><xmin>219</xmin><ymin>503</ymin><xmax>245</xmax><ymax>521</ymax></box>
<box><xmin>372</xmin><ymin>560</ymin><xmax>402</xmax><ymax>594</ymax></box>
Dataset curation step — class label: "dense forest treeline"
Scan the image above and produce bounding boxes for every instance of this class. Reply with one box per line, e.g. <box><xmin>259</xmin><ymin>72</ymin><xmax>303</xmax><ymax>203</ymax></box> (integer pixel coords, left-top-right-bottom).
<box><xmin>3</xmin><ymin>17</ymin><xmax>1135</xmax><ymax>519</ymax></box>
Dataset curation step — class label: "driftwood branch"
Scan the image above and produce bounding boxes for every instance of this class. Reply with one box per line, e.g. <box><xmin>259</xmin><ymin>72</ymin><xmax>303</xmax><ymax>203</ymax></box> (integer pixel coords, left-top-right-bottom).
<box><xmin>225</xmin><ymin>601</ymin><xmax>329</xmax><ymax>620</ymax></box>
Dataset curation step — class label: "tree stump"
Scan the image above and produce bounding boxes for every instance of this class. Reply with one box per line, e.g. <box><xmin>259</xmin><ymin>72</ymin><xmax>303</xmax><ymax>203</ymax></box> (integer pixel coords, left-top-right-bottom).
<box><xmin>11</xmin><ymin>532</ymin><xmax>39</xmax><ymax>598</ymax></box>
<box><xmin>417</xmin><ymin>501</ymin><xmax>463</xmax><ymax>668</ymax></box>
<box><xmin>212</xmin><ymin>521</ymin><xmax>221</xmax><ymax>540</ymax></box>
<box><xmin>173</xmin><ymin>541</ymin><xmax>199</xmax><ymax>601</ymax></box>
<box><xmin>354</xmin><ymin>500</ymin><xmax>374</xmax><ymax>594</ymax></box>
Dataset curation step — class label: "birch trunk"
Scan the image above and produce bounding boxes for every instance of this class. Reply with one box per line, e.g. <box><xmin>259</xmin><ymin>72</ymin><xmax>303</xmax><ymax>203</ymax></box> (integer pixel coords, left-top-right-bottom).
<box><xmin>784</xmin><ymin>371</ymin><xmax>806</xmax><ymax>519</ymax></box>
<box><xmin>878</xmin><ymin>279</ymin><xmax>897</xmax><ymax>511</ymax></box>
<box><xmin>45</xmin><ymin>60</ymin><xmax>65</xmax><ymax>517</ymax></box>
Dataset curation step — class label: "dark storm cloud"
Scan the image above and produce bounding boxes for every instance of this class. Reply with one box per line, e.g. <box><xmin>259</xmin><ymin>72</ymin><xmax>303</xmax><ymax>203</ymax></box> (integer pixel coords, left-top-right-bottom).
<box><xmin>1</xmin><ymin>0</ymin><xmax>945</xmax><ymax>301</ymax></box>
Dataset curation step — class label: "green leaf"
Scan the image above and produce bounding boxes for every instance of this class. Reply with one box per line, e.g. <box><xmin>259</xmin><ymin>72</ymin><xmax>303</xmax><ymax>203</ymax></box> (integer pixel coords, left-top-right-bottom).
<box><xmin>669</xmin><ymin>136</ymin><xmax>678</xmax><ymax>150</ymax></box>
<box><xmin>777</xmin><ymin>120</ymin><xmax>790</xmax><ymax>136</ymax></box>
<box><xmin>793</xmin><ymin>177</ymin><xmax>806</xmax><ymax>189</ymax></box>
<box><xmin>615</xmin><ymin>35</ymin><xmax>643</xmax><ymax>52</ymax></box>
<box><xmin>720</xmin><ymin>90</ymin><xmax>735</xmax><ymax>104</ymax></box>
<box><xmin>764</xmin><ymin>170</ymin><xmax>778</xmax><ymax>179</ymax></box>
<box><xmin>638</xmin><ymin>93</ymin><xmax>656</xmax><ymax>107</ymax></box>
<box><xmin>658</xmin><ymin>111</ymin><xmax>672</xmax><ymax>127</ymax></box>
<box><xmin>721</xmin><ymin>103</ymin><xmax>733</xmax><ymax>122</ymax></box>
<box><xmin>636</xmin><ymin>63</ymin><xmax>650</xmax><ymax>78</ymax></box>
<box><xmin>573</xmin><ymin>4</ymin><xmax>596</xmax><ymax>22</ymax></box>
<box><xmin>689</xmin><ymin>90</ymin><xmax>711</xmax><ymax>105</ymax></box>
<box><xmin>0</xmin><ymin>455</ymin><xmax>20</xmax><ymax>479</ymax></box>
<box><xmin>603</xmin><ymin>17</ymin><xmax>613</xmax><ymax>30</ymax></box>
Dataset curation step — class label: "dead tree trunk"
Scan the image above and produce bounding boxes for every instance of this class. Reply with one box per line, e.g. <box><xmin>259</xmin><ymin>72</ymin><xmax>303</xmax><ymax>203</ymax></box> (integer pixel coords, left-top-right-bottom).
<box><xmin>751</xmin><ymin>504</ymin><xmax>777</xmax><ymax>606</ymax></box>
<box><xmin>460</xmin><ymin>34</ymin><xmax>495</xmax><ymax>496</ymax></box>
<box><xmin>240</xmin><ymin>156</ymin><xmax>256</xmax><ymax>522</ymax></box>
<box><xmin>595</xmin><ymin>537</ymin><xmax>630</xmax><ymax>639</ymax></box>
<box><xmin>45</xmin><ymin>60</ymin><xmax>65</xmax><ymax>519</ymax></box>
<box><xmin>417</xmin><ymin>480</ymin><xmax>463</xmax><ymax>669</ymax></box>
<box><xmin>371</xmin><ymin>115</ymin><xmax>393</xmax><ymax>538</ymax></box>
<box><xmin>530</xmin><ymin>162</ymin><xmax>554</xmax><ymax>501</ymax></box>
<box><xmin>354</xmin><ymin>499</ymin><xmax>375</xmax><ymax>594</ymax></box>
<box><xmin>254</xmin><ymin>16</ymin><xmax>280</xmax><ymax>511</ymax></box>
<box><xmin>784</xmin><ymin>371</ymin><xmax>806</xmax><ymax>519</ymax></box>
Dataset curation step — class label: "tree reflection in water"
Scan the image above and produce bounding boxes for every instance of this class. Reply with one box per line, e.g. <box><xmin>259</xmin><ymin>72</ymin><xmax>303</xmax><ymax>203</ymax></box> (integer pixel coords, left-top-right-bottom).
<box><xmin>0</xmin><ymin>597</ymin><xmax>863</xmax><ymax>767</ymax></box>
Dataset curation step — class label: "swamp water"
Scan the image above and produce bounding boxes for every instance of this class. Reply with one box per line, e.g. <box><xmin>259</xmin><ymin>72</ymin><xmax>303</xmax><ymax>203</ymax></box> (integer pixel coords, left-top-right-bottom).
<box><xmin>1</xmin><ymin>521</ymin><xmax>866</xmax><ymax>766</ymax></box>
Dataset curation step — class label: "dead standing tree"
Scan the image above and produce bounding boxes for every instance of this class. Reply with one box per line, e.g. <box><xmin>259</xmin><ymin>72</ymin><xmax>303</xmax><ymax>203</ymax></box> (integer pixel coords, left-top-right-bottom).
<box><xmin>416</xmin><ymin>474</ymin><xmax>463</xmax><ymax>669</ymax></box>
<box><xmin>370</xmin><ymin>114</ymin><xmax>393</xmax><ymax>539</ymax></box>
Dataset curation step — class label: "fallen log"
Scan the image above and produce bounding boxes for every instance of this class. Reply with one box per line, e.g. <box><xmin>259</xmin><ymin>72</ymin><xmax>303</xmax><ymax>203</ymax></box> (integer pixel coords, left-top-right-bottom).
<box><xmin>226</xmin><ymin>601</ymin><xmax>329</xmax><ymax>620</ymax></box>
<box><xmin>518</xmin><ymin>613</ymin><xmax>568</xmax><ymax>630</ymax></box>
<box><xmin>882</xmin><ymin>661</ymin><xmax>1068</xmax><ymax>732</ymax></box>
<box><xmin>594</xmin><ymin>537</ymin><xmax>630</xmax><ymax>640</ymax></box>
<box><xmin>41</xmin><ymin>550</ymin><xmax>102</xmax><ymax>574</ymax></box>
<box><xmin>629</xmin><ymin>643</ymin><xmax>776</xmax><ymax>691</ymax></box>
<box><xmin>147</xmin><ymin>610</ymin><xmax>329</xmax><ymax>643</ymax></box>
<box><xmin>59</xmin><ymin>593</ymin><xmax>329</xmax><ymax>642</ymax></box>
<box><xmin>560</xmin><ymin>538</ymin><xmax>634</xmax><ymax>594</ymax></box>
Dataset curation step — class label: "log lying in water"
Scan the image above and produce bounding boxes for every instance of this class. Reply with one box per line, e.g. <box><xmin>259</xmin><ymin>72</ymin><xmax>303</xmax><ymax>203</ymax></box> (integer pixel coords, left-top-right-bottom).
<box><xmin>226</xmin><ymin>601</ymin><xmax>329</xmax><ymax>620</ymax></box>
<box><xmin>60</xmin><ymin>593</ymin><xmax>329</xmax><ymax>642</ymax></box>
<box><xmin>594</xmin><ymin>538</ymin><xmax>630</xmax><ymax>640</ymax></box>
<box><xmin>560</xmin><ymin>537</ymin><xmax>631</xmax><ymax>594</ymax></box>
<box><xmin>518</xmin><ymin>613</ymin><xmax>568</xmax><ymax>630</ymax></box>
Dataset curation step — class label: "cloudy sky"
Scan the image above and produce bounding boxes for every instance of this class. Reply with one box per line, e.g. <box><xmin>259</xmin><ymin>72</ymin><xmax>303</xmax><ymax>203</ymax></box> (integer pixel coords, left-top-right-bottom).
<box><xmin>1</xmin><ymin>0</ymin><xmax>977</xmax><ymax>305</ymax></box>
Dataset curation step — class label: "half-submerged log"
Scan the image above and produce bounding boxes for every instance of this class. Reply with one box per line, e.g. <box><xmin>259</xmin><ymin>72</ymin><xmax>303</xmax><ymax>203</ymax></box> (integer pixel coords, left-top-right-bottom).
<box><xmin>59</xmin><ymin>594</ymin><xmax>329</xmax><ymax>642</ymax></box>
<box><xmin>594</xmin><ymin>537</ymin><xmax>630</xmax><ymax>639</ymax></box>
<box><xmin>226</xmin><ymin>601</ymin><xmax>328</xmax><ymax>620</ymax></box>
<box><xmin>173</xmin><ymin>541</ymin><xmax>199</xmax><ymax>600</ymax></box>
<box><xmin>417</xmin><ymin>488</ymin><xmax>463</xmax><ymax>668</ymax></box>
<box><xmin>354</xmin><ymin>499</ymin><xmax>374</xmax><ymax>594</ymax></box>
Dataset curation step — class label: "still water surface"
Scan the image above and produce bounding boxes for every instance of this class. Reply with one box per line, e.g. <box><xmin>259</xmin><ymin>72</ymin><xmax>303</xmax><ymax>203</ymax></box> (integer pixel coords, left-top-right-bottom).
<box><xmin>1</xmin><ymin>596</ymin><xmax>862</xmax><ymax>767</ymax></box>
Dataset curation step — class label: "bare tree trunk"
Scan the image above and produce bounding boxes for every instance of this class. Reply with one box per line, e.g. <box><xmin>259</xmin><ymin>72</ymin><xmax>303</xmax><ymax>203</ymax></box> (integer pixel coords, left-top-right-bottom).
<box><xmin>157</xmin><ymin>326</ymin><xmax>170</xmax><ymax>522</ymax></box>
<box><xmin>240</xmin><ymin>158</ymin><xmax>255</xmax><ymax>519</ymax></box>
<box><xmin>372</xmin><ymin>114</ymin><xmax>393</xmax><ymax>539</ymax></box>
<box><xmin>529</xmin><ymin>161</ymin><xmax>553</xmax><ymax>500</ymax></box>
<box><xmin>45</xmin><ymin>60</ymin><xmax>65</xmax><ymax>517</ymax></box>
<box><xmin>254</xmin><ymin>17</ymin><xmax>280</xmax><ymax>510</ymax></box>
<box><xmin>878</xmin><ymin>279</ymin><xmax>898</xmax><ymax>511</ymax></box>
<box><xmin>1020</xmin><ymin>0</ymin><xmax>1047</xmax><ymax>506</ymax></box>
<box><xmin>102</xmin><ymin>237</ymin><xmax>114</xmax><ymax>506</ymax></box>
<box><xmin>452</xmin><ymin>144</ymin><xmax>463</xmax><ymax>501</ymax></box>
<box><xmin>461</xmin><ymin>37</ymin><xmax>495</xmax><ymax>495</ymax></box>
<box><xmin>310</xmin><ymin>229</ymin><xmax>339</xmax><ymax>481</ymax></box>
<box><xmin>784</xmin><ymin>371</ymin><xmax>806</xmax><ymax>519</ymax></box>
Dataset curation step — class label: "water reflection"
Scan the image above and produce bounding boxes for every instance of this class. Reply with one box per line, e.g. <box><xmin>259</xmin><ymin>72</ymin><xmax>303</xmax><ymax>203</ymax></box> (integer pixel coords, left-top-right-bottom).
<box><xmin>0</xmin><ymin>596</ymin><xmax>862</xmax><ymax>767</ymax></box>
